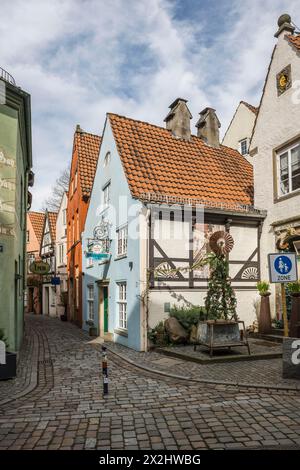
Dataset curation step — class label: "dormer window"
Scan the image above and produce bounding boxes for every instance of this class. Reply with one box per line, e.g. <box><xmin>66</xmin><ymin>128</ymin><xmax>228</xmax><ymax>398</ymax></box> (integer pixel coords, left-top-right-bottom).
<box><xmin>239</xmin><ymin>138</ymin><xmax>248</xmax><ymax>156</ymax></box>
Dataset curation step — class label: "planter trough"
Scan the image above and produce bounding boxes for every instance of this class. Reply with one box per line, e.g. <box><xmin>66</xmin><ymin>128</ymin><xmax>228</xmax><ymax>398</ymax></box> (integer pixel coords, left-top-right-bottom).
<box><xmin>194</xmin><ymin>320</ymin><xmax>250</xmax><ymax>357</ymax></box>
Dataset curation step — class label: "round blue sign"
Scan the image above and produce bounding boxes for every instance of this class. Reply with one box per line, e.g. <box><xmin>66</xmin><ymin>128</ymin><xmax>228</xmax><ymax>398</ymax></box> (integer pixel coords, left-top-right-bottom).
<box><xmin>274</xmin><ymin>255</ymin><xmax>292</xmax><ymax>275</ymax></box>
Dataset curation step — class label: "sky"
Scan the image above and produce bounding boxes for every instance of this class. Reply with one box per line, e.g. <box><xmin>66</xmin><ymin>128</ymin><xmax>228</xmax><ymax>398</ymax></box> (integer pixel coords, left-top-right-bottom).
<box><xmin>0</xmin><ymin>0</ymin><xmax>299</xmax><ymax>210</ymax></box>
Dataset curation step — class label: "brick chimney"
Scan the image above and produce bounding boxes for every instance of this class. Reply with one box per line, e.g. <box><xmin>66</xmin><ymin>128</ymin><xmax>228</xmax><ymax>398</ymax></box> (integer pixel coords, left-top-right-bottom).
<box><xmin>275</xmin><ymin>13</ymin><xmax>295</xmax><ymax>38</ymax></box>
<box><xmin>196</xmin><ymin>108</ymin><xmax>221</xmax><ymax>148</ymax></box>
<box><xmin>164</xmin><ymin>98</ymin><xmax>192</xmax><ymax>140</ymax></box>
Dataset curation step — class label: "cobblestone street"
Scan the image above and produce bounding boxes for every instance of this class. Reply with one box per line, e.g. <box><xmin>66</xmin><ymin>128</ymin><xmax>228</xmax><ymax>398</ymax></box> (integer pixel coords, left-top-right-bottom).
<box><xmin>0</xmin><ymin>315</ymin><xmax>300</xmax><ymax>450</ymax></box>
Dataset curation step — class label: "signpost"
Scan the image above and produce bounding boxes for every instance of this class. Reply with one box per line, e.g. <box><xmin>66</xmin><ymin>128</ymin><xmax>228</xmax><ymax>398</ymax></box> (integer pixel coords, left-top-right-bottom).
<box><xmin>268</xmin><ymin>252</ymin><xmax>298</xmax><ymax>337</ymax></box>
<box><xmin>29</xmin><ymin>260</ymin><xmax>50</xmax><ymax>275</ymax></box>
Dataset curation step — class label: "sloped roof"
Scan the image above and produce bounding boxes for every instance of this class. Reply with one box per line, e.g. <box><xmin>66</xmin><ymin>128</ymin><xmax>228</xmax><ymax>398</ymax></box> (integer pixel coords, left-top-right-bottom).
<box><xmin>28</xmin><ymin>211</ymin><xmax>45</xmax><ymax>244</ymax></box>
<box><xmin>47</xmin><ymin>211</ymin><xmax>58</xmax><ymax>243</ymax></box>
<box><xmin>108</xmin><ymin>113</ymin><xmax>254</xmax><ymax>210</ymax></box>
<box><xmin>287</xmin><ymin>33</ymin><xmax>300</xmax><ymax>51</ymax></box>
<box><xmin>240</xmin><ymin>101</ymin><xmax>258</xmax><ymax>115</ymax></box>
<box><xmin>74</xmin><ymin>130</ymin><xmax>102</xmax><ymax>197</ymax></box>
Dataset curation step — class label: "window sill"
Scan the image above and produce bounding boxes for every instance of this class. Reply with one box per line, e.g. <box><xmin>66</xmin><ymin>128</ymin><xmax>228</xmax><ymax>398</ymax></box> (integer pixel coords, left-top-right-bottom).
<box><xmin>114</xmin><ymin>254</ymin><xmax>127</xmax><ymax>261</ymax></box>
<box><xmin>114</xmin><ymin>328</ymin><xmax>128</xmax><ymax>338</ymax></box>
<box><xmin>274</xmin><ymin>188</ymin><xmax>300</xmax><ymax>203</ymax></box>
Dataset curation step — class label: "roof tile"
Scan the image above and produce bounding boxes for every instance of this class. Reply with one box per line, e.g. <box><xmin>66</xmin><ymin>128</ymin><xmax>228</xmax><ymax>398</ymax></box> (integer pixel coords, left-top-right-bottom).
<box><xmin>108</xmin><ymin>113</ymin><xmax>253</xmax><ymax>210</ymax></box>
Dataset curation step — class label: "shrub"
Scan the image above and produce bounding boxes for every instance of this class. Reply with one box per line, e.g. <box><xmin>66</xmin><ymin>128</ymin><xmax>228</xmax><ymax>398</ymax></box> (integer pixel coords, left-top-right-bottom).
<box><xmin>256</xmin><ymin>280</ymin><xmax>270</xmax><ymax>295</ymax></box>
<box><xmin>169</xmin><ymin>305</ymin><xmax>207</xmax><ymax>332</ymax></box>
<box><xmin>148</xmin><ymin>321</ymin><xmax>170</xmax><ymax>346</ymax></box>
<box><xmin>287</xmin><ymin>280</ymin><xmax>300</xmax><ymax>294</ymax></box>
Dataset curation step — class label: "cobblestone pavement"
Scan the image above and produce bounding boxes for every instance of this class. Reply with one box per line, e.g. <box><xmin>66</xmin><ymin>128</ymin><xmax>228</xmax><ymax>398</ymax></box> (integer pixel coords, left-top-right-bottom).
<box><xmin>0</xmin><ymin>315</ymin><xmax>300</xmax><ymax>450</ymax></box>
<box><xmin>104</xmin><ymin>342</ymin><xmax>300</xmax><ymax>391</ymax></box>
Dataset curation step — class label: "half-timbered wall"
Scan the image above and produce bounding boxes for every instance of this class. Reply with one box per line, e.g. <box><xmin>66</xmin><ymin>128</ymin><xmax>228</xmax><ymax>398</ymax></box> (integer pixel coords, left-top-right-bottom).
<box><xmin>148</xmin><ymin>206</ymin><xmax>263</xmax><ymax>328</ymax></box>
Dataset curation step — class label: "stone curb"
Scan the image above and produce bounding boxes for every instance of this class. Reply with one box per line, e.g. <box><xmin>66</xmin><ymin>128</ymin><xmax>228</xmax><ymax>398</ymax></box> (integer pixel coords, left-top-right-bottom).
<box><xmin>104</xmin><ymin>345</ymin><xmax>300</xmax><ymax>393</ymax></box>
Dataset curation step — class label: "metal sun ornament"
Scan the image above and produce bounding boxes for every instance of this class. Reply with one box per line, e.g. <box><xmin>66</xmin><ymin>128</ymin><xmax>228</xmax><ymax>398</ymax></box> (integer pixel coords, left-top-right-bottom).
<box><xmin>209</xmin><ymin>231</ymin><xmax>234</xmax><ymax>256</ymax></box>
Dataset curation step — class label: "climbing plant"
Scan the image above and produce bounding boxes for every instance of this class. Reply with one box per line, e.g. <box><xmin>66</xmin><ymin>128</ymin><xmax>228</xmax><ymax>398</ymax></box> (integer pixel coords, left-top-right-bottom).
<box><xmin>204</xmin><ymin>253</ymin><xmax>237</xmax><ymax>321</ymax></box>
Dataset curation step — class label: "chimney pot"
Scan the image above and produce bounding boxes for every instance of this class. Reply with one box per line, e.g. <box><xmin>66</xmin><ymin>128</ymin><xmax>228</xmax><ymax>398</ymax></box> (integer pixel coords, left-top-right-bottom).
<box><xmin>164</xmin><ymin>98</ymin><xmax>192</xmax><ymax>140</ymax></box>
<box><xmin>196</xmin><ymin>107</ymin><xmax>221</xmax><ymax>148</ymax></box>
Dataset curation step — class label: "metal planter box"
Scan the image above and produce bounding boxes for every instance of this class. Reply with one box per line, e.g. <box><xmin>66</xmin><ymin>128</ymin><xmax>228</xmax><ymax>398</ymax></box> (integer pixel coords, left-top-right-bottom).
<box><xmin>195</xmin><ymin>320</ymin><xmax>250</xmax><ymax>357</ymax></box>
<box><xmin>0</xmin><ymin>352</ymin><xmax>17</xmax><ymax>380</ymax></box>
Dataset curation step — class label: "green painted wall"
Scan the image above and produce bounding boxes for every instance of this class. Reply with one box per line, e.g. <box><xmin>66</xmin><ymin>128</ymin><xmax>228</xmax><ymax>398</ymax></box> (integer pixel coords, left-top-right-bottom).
<box><xmin>0</xmin><ymin>99</ymin><xmax>28</xmax><ymax>351</ymax></box>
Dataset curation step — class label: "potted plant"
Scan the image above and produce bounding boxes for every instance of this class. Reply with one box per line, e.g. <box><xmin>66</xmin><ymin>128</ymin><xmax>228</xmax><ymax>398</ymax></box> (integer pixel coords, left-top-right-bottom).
<box><xmin>257</xmin><ymin>281</ymin><xmax>272</xmax><ymax>334</ymax></box>
<box><xmin>0</xmin><ymin>329</ymin><xmax>17</xmax><ymax>380</ymax></box>
<box><xmin>85</xmin><ymin>320</ymin><xmax>97</xmax><ymax>337</ymax></box>
<box><xmin>287</xmin><ymin>280</ymin><xmax>300</xmax><ymax>338</ymax></box>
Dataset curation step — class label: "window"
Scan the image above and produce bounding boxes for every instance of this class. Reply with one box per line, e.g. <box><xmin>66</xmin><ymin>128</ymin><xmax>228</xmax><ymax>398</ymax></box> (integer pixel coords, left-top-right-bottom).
<box><xmin>278</xmin><ymin>143</ymin><xmax>300</xmax><ymax>196</ymax></box>
<box><xmin>26</xmin><ymin>230</ymin><xmax>29</xmax><ymax>243</ymax></box>
<box><xmin>63</xmin><ymin>209</ymin><xmax>67</xmax><ymax>226</ymax></box>
<box><xmin>103</xmin><ymin>182</ymin><xmax>110</xmax><ymax>207</ymax></box>
<box><xmin>117</xmin><ymin>225</ymin><xmax>128</xmax><ymax>257</ymax></box>
<box><xmin>239</xmin><ymin>138</ymin><xmax>248</xmax><ymax>156</ymax></box>
<box><xmin>104</xmin><ymin>152</ymin><xmax>111</xmax><ymax>167</ymax></box>
<box><xmin>87</xmin><ymin>284</ymin><xmax>94</xmax><ymax>321</ymax></box>
<box><xmin>117</xmin><ymin>282</ymin><xmax>127</xmax><ymax>329</ymax></box>
<box><xmin>59</xmin><ymin>244</ymin><xmax>64</xmax><ymax>265</ymax></box>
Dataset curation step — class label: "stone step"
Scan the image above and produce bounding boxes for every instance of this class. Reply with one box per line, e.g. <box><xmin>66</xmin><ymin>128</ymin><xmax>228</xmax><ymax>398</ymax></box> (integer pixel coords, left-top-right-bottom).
<box><xmin>256</xmin><ymin>333</ymin><xmax>284</xmax><ymax>344</ymax></box>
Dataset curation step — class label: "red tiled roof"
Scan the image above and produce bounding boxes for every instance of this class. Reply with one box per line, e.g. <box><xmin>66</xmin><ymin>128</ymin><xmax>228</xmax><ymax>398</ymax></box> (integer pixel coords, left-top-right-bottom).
<box><xmin>47</xmin><ymin>211</ymin><xmax>58</xmax><ymax>243</ymax></box>
<box><xmin>75</xmin><ymin>130</ymin><xmax>101</xmax><ymax>197</ymax></box>
<box><xmin>28</xmin><ymin>211</ymin><xmax>45</xmax><ymax>244</ymax></box>
<box><xmin>287</xmin><ymin>34</ymin><xmax>300</xmax><ymax>50</ymax></box>
<box><xmin>240</xmin><ymin>101</ymin><xmax>258</xmax><ymax>115</ymax></box>
<box><xmin>108</xmin><ymin>113</ymin><xmax>254</xmax><ymax>209</ymax></box>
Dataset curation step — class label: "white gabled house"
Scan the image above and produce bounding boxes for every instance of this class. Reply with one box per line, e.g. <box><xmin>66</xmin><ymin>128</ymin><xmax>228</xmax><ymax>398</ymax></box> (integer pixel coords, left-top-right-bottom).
<box><xmin>223</xmin><ymin>101</ymin><xmax>258</xmax><ymax>162</ymax></box>
<box><xmin>250</xmin><ymin>14</ymin><xmax>300</xmax><ymax>319</ymax></box>
<box><xmin>82</xmin><ymin>98</ymin><xmax>266</xmax><ymax>351</ymax></box>
<box><xmin>40</xmin><ymin>210</ymin><xmax>57</xmax><ymax>316</ymax></box>
<box><xmin>55</xmin><ymin>192</ymin><xmax>68</xmax><ymax>317</ymax></box>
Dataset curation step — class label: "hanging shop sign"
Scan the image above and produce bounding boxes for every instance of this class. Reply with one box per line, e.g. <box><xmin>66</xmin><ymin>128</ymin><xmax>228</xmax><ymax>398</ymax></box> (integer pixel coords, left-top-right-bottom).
<box><xmin>51</xmin><ymin>277</ymin><xmax>61</xmax><ymax>285</ymax></box>
<box><xmin>29</xmin><ymin>261</ymin><xmax>51</xmax><ymax>275</ymax></box>
<box><xmin>268</xmin><ymin>252</ymin><xmax>298</xmax><ymax>283</ymax></box>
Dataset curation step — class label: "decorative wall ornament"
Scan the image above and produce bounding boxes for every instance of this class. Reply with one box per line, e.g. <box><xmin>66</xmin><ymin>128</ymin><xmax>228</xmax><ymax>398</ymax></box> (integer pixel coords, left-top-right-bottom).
<box><xmin>155</xmin><ymin>262</ymin><xmax>180</xmax><ymax>279</ymax></box>
<box><xmin>93</xmin><ymin>221</ymin><xmax>109</xmax><ymax>240</ymax></box>
<box><xmin>241</xmin><ymin>266</ymin><xmax>259</xmax><ymax>280</ymax></box>
<box><xmin>209</xmin><ymin>230</ymin><xmax>234</xmax><ymax>256</ymax></box>
<box><xmin>276</xmin><ymin>64</ymin><xmax>291</xmax><ymax>96</ymax></box>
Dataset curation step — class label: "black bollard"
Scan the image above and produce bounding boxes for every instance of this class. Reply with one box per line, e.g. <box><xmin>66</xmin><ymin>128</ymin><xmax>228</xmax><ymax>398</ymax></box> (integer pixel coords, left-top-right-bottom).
<box><xmin>102</xmin><ymin>346</ymin><xmax>108</xmax><ymax>396</ymax></box>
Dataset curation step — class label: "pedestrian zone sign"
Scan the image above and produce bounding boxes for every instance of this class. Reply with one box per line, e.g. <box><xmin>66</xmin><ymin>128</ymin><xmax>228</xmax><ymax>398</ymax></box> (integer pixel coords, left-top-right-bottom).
<box><xmin>268</xmin><ymin>252</ymin><xmax>298</xmax><ymax>283</ymax></box>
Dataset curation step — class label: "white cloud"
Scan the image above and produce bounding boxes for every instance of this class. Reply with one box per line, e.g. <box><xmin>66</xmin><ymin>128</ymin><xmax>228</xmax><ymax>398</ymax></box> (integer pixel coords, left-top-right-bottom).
<box><xmin>0</xmin><ymin>0</ymin><xmax>299</xmax><ymax>209</ymax></box>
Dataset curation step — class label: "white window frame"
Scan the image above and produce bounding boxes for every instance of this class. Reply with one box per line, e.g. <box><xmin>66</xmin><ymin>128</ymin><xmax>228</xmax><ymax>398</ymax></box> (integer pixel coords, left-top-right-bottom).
<box><xmin>63</xmin><ymin>209</ymin><xmax>67</xmax><ymax>226</ymax></box>
<box><xmin>117</xmin><ymin>282</ymin><xmax>127</xmax><ymax>330</ymax></box>
<box><xmin>87</xmin><ymin>284</ymin><xmax>94</xmax><ymax>321</ymax></box>
<box><xmin>103</xmin><ymin>182</ymin><xmax>111</xmax><ymax>207</ymax></box>
<box><xmin>117</xmin><ymin>225</ymin><xmax>128</xmax><ymax>257</ymax></box>
<box><xmin>277</xmin><ymin>142</ymin><xmax>300</xmax><ymax>197</ymax></box>
<box><xmin>239</xmin><ymin>138</ymin><xmax>248</xmax><ymax>156</ymax></box>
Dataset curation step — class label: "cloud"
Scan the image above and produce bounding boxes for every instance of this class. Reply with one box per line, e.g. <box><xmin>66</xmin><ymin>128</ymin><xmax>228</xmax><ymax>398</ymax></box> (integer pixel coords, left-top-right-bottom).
<box><xmin>0</xmin><ymin>0</ymin><xmax>299</xmax><ymax>209</ymax></box>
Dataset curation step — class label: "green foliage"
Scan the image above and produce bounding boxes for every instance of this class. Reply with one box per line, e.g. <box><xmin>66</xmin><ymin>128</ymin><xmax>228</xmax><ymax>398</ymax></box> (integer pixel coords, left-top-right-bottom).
<box><xmin>147</xmin><ymin>322</ymin><xmax>170</xmax><ymax>346</ymax></box>
<box><xmin>287</xmin><ymin>280</ymin><xmax>300</xmax><ymax>294</ymax></box>
<box><xmin>204</xmin><ymin>253</ymin><xmax>237</xmax><ymax>321</ymax></box>
<box><xmin>256</xmin><ymin>280</ymin><xmax>270</xmax><ymax>295</ymax></box>
<box><xmin>0</xmin><ymin>329</ymin><xmax>9</xmax><ymax>348</ymax></box>
<box><xmin>169</xmin><ymin>305</ymin><xmax>207</xmax><ymax>332</ymax></box>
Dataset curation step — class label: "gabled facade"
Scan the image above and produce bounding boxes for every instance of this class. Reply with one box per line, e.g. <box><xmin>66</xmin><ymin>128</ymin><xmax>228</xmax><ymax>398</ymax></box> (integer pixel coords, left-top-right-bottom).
<box><xmin>67</xmin><ymin>126</ymin><xmax>101</xmax><ymax>327</ymax></box>
<box><xmin>0</xmin><ymin>70</ymin><xmax>32</xmax><ymax>351</ymax></box>
<box><xmin>55</xmin><ymin>192</ymin><xmax>68</xmax><ymax>316</ymax></box>
<box><xmin>26</xmin><ymin>211</ymin><xmax>45</xmax><ymax>314</ymax></box>
<box><xmin>250</xmin><ymin>14</ymin><xmax>300</xmax><ymax>318</ymax></box>
<box><xmin>82</xmin><ymin>99</ymin><xmax>266</xmax><ymax>351</ymax></box>
<box><xmin>40</xmin><ymin>210</ymin><xmax>57</xmax><ymax>316</ymax></box>
<box><xmin>222</xmin><ymin>101</ymin><xmax>258</xmax><ymax>161</ymax></box>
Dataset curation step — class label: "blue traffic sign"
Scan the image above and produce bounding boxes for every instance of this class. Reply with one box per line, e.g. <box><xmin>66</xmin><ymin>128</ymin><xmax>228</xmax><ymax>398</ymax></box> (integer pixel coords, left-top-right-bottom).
<box><xmin>268</xmin><ymin>252</ymin><xmax>298</xmax><ymax>283</ymax></box>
